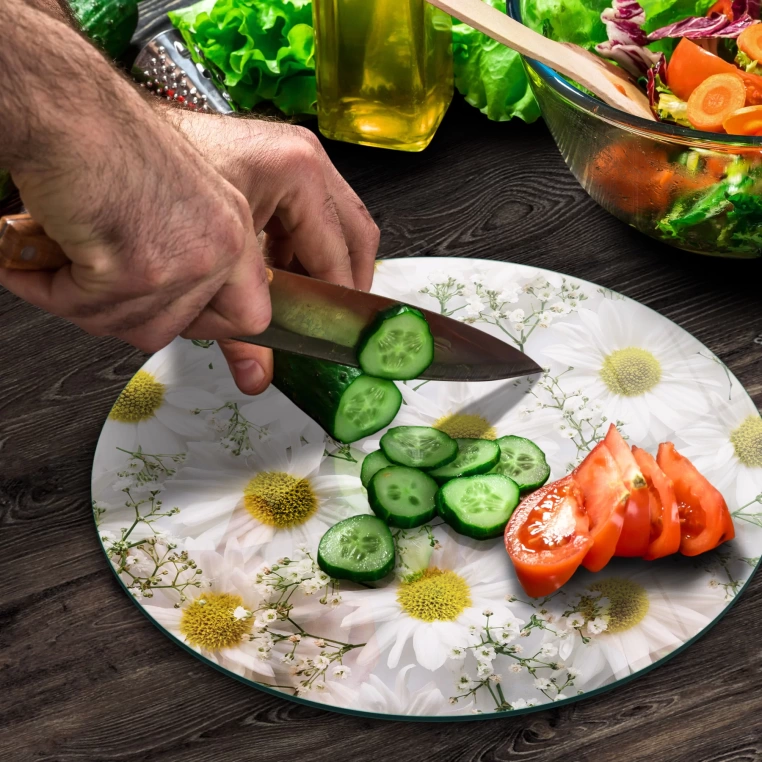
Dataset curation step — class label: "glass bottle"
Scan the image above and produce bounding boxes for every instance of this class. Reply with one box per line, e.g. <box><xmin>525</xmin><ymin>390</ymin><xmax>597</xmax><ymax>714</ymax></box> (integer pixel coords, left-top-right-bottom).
<box><xmin>312</xmin><ymin>0</ymin><xmax>454</xmax><ymax>152</ymax></box>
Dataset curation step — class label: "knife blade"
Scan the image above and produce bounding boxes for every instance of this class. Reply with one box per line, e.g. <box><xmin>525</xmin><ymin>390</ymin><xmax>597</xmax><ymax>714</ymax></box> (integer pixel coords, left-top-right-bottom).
<box><xmin>0</xmin><ymin>212</ymin><xmax>543</xmax><ymax>381</ymax></box>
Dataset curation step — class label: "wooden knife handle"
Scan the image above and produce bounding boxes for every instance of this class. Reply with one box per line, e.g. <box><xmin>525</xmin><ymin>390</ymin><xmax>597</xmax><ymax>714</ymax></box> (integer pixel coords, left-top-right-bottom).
<box><xmin>0</xmin><ymin>213</ymin><xmax>70</xmax><ymax>270</ymax></box>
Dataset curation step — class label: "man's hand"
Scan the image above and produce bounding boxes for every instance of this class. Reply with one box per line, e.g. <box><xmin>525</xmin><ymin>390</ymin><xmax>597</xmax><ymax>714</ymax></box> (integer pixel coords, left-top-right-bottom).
<box><xmin>0</xmin><ymin>1</ymin><xmax>379</xmax><ymax>395</ymax></box>
<box><xmin>164</xmin><ymin>111</ymin><xmax>380</xmax><ymax>386</ymax></box>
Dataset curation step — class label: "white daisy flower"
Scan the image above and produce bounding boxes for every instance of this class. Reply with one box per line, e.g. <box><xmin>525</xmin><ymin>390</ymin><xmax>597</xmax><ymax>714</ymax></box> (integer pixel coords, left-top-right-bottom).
<box><xmin>142</xmin><ymin>540</ymin><xmax>274</xmax><ymax>679</ymax></box>
<box><xmin>319</xmin><ymin>664</ymin><xmax>473</xmax><ymax>716</ymax></box>
<box><xmin>337</xmin><ymin>529</ymin><xmax>525</xmax><ymax>672</ymax></box>
<box><xmin>541</xmin><ymin>300</ymin><xmax>721</xmax><ymax>442</ymax></box>
<box><xmin>555</xmin><ymin>567</ymin><xmax>728</xmax><ymax>689</ymax></box>
<box><xmin>160</xmin><ymin>433</ymin><xmax>368</xmax><ymax>558</ymax></box>
<box><xmin>678</xmin><ymin>393</ymin><xmax>762</xmax><ymax>508</ymax></box>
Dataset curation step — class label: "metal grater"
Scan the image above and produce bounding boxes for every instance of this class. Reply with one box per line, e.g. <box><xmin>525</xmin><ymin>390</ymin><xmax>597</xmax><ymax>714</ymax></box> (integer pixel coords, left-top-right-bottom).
<box><xmin>132</xmin><ymin>28</ymin><xmax>235</xmax><ymax>115</ymax></box>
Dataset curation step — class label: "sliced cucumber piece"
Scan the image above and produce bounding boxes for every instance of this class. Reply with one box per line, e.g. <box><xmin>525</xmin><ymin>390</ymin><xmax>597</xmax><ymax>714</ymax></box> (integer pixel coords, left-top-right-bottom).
<box><xmin>490</xmin><ymin>435</ymin><xmax>551</xmax><ymax>494</ymax></box>
<box><xmin>357</xmin><ymin>304</ymin><xmax>434</xmax><ymax>381</ymax></box>
<box><xmin>380</xmin><ymin>426</ymin><xmax>458</xmax><ymax>470</ymax></box>
<box><xmin>361</xmin><ymin>450</ymin><xmax>392</xmax><ymax>489</ymax></box>
<box><xmin>437</xmin><ymin>474</ymin><xmax>520</xmax><ymax>540</ymax></box>
<box><xmin>272</xmin><ymin>351</ymin><xmax>402</xmax><ymax>444</ymax></box>
<box><xmin>368</xmin><ymin>466</ymin><xmax>439</xmax><ymax>528</ymax></box>
<box><xmin>428</xmin><ymin>438</ymin><xmax>501</xmax><ymax>483</ymax></box>
<box><xmin>317</xmin><ymin>514</ymin><xmax>395</xmax><ymax>582</ymax></box>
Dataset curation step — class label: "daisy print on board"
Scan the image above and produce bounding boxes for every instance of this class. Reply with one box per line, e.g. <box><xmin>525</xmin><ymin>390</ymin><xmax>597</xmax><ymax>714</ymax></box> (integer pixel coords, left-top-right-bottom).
<box><xmin>96</xmin><ymin>346</ymin><xmax>222</xmax><ymax>472</ymax></box>
<box><xmin>161</xmin><ymin>433</ymin><xmax>369</xmax><ymax>558</ymax></box>
<box><xmin>339</xmin><ymin>528</ymin><xmax>524</xmax><ymax>672</ymax></box>
<box><xmin>546</xmin><ymin>567</ymin><xmax>727</xmax><ymax>689</ymax></box>
<box><xmin>142</xmin><ymin>541</ymin><xmax>276</xmax><ymax>679</ymax></box>
<box><xmin>541</xmin><ymin>299</ymin><xmax>720</xmax><ymax>443</ymax></box>
<box><xmin>678</xmin><ymin>393</ymin><xmax>762</xmax><ymax>511</ymax></box>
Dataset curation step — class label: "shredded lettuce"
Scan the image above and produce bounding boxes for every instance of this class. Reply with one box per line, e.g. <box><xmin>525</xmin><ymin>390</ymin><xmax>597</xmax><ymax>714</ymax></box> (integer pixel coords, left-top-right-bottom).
<box><xmin>452</xmin><ymin>0</ymin><xmax>540</xmax><ymax>122</ymax></box>
<box><xmin>657</xmin><ymin>158</ymin><xmax>762</xmax><ymax>256</ymax></box>
<box><xmin>169</xmin><ymin>0</ymin><xmax>317</xmax><ymax>116</ymax></box>
<box><xmin>736</xmin><ymin>48</ymin><xmax>761</xmax><ymax>71</ymax></box>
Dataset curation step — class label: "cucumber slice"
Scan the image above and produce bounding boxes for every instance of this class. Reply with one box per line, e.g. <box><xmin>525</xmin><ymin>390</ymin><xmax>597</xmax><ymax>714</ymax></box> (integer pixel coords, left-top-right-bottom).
<box><xmin>361</xmin><ymin>450</ymin><xmax>392</xmax><ymax>489</ymax></box>
<box><xmin>357</xmin><ymin>305</ymin><xmax>435</xmax><ymax>381</ymax></box>
<box><xmin>272</xmin><ymin>351</ymin><xmax>402</xmax><ymax>444</ymax></box>
<box><xmin>368</xmin><ymin>466</ymin><xmax>439</xmax><ymax>528</ymax></box>
<box><xmin>380</xmin><ymin>426</ymin><xmax>458</xmax><ymax>470</ymax></box>
<box><xmin>437</xmin><ymin>474</ymin><xmax>521</xmax><ymax>540</ymax></box>
<box><xmin>490</xmin><ymin>435</ymin><xmax>551</xmax><ymax>494</ymax></box>
<box><xmin>317</xmin><ymin>514</ymin><xmax>395</xmax><ymax>582</ymax></box>
<box><xmin>428</xmin><ymin>438</ymin><xmax>501</xmax><ymax>483</ymax></box>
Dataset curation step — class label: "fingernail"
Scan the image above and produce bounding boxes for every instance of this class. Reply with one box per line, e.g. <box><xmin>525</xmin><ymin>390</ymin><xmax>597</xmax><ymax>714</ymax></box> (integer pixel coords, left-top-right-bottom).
<box><xmin>233</xmin><ymin>359</ymin><xmax>265</xmax><ymax>392</ymax></box>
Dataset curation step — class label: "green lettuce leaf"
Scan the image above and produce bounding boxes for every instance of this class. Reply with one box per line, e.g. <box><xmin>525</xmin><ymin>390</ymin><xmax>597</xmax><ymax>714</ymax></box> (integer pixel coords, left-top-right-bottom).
<box><xmin>169</xmin><ymin>0</ymin><xmax>316</xmax><ymax>116</ymax></box>
<box><xmin>452</xmin><ymin>0</ymin><xmax>540</xmax><ymax>122</ymax></box>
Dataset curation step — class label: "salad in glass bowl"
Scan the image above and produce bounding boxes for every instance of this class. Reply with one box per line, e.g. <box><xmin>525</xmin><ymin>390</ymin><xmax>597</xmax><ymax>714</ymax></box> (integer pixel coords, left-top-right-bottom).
<box><xmin>511</xmin><ymin>0</ymin><xmax>762</xmax><ymax>258</ymax></box>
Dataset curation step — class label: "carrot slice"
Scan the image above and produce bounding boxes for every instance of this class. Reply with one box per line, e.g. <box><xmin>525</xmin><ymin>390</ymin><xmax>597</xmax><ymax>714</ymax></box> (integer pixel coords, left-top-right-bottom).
<box><xmin>739</xmin><ymin>22</ymin><xmax>762</xmax><ymax>64</ymax></box>
<box><xmin>687</xmin><ymin>73</ymin><xmax>746</xmax><ymax>132</ymax></box>
<box><xmin>722</xmin><ymin>104</ymin><xmax>762</xmax><ymax>135</ymax></box>
<box><xmin>668</xmin><ymin>39</ymin><xmax>762</xmax><ymax>105</ymax></box>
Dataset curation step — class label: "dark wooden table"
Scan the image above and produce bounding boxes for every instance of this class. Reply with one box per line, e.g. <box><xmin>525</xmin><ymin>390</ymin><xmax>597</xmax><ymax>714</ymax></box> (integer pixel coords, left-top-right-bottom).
<box><xmin>3</xmin><ymin>3</ymin><xmax>762</xmax><ymax>761</ymax></box>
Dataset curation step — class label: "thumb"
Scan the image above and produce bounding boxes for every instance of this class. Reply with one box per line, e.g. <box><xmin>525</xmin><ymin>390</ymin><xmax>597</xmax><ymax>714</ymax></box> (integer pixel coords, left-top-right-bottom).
<box><xmin>218</xmin><ymin>340</ymin><xmax>274</xmax><ymax>396</ymax></box>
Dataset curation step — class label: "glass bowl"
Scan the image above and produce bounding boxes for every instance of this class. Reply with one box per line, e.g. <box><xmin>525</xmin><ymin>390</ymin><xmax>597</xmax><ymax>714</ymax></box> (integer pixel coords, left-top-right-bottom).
<box><xmin>509</xmin><ymin>0</ymin><xmax>762</xmax><ymax>259</ymax></box>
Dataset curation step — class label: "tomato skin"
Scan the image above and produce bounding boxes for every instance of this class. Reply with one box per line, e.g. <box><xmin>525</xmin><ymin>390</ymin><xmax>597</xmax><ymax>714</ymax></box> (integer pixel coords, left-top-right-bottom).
<box><xmin>574</xmin><ymin>441</ymin><xmax>629</xmax><ymax>572</ymax></box>
<box><xmin>632</xmin><ymin>446</ymin><xmax>681</xmax><ymax>560</ymax></box>
<box><xmin>668</xmin><ymin>39</ymin><xmax>762</xmax><ymax>105</ymax></box>
<box><xmin>604</xmin><ymin>426</ymin><xmax>650</xmax><ymax>557</ymax></box>
<box><xmin>656</xmin><ymin>442</ymin><xmax>733</xmax><ymax>556</ymax></box>
<box><xmin>504</xmin><ymin>476</ymin><xmax>592</xmax><ymax>598</ymax></box>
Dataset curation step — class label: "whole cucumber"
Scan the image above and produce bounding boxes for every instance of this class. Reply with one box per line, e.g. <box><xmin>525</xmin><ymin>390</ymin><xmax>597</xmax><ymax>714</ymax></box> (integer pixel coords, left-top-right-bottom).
<box><xmin>68</xmin><ymin>0</ymin><xmax>138</xmax><ymax>59</ymax></box>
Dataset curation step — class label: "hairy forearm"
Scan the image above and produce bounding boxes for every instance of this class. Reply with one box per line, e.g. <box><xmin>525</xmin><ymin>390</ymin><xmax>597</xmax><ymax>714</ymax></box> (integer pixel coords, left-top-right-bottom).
<box><xmin>24</xmin><ymin>0</ymin><xmax>75</xmax><ymax>25</ymax></box>
<box><xmin>1</xmin><ymin>0</ymin><xmax>159</xmax><ymax>174</ymax></box>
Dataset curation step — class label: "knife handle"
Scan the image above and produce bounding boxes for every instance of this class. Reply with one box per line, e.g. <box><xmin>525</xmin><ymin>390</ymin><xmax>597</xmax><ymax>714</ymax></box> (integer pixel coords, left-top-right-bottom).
<box><xmin>0</xmin><ymin>212</ymin><xmax>277</xmax><ymax>283</ymax></box>
<box><xmin>0</xmin><ymin>213</ymin><xmax>70</xmax><ymax>270</ymax></box>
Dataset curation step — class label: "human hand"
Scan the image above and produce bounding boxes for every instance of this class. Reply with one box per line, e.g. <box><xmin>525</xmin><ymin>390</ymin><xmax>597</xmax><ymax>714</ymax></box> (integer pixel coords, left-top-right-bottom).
<box><xmin>0</xmin><ymin>4</ymin><xmax>379</xmax><ymax>395</ymax></box>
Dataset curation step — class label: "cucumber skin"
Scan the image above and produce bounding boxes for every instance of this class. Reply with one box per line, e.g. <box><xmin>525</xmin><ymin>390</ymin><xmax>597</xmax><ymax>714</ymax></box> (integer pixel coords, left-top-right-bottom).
<box><xmin>361</xmin><ymin>451</ymin><xmax>392</xmax><ymax>489</ymax></box>
<box><xmin>436</xmin><ymin>475</ymin><xmax>520</xmax><ymax>540</ymax></box>
<box><xmin>69</xmin><ymin>0</ymin><xmax>138</xmax><ymax>59</ymax></box>
<box><xmin>429</xmin><ymin>439</ymin><xmax>501</xmax><ymax>484</ymax></box>
<box><xmin>317</xmin><ymin>518</ymin><xmax>396</xmax><ymax>583</ymax></box>
<box><xmin>356</xmin><ymin>304</ymin><xmax>434</xmax><ymax>381</ymax></box>
<box><xmin>272</xmin><ymin>351</ymin><xmax>401</xmax><ymax>444</ymax></box>
<box><xmin>368</xmin><ymin>466</ymin><xmax>438</xmax><ymax>529</ymax></box>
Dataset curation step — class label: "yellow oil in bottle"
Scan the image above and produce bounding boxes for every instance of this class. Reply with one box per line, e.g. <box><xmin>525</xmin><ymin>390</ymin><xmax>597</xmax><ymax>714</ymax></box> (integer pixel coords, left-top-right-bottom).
<box><xmin>312</xmin><ymin>0</ymin><xmax>453</xmax><ymax>152</ymax></box>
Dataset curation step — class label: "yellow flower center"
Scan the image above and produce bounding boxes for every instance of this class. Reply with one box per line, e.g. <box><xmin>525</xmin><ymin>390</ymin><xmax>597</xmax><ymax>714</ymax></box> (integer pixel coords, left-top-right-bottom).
<box><xmin>433</xmin><ymin>412</ymin><xmax>496</xmax><ymax>440</ymax></box>
<box><xmin>600</xmin><ymin>347</ymin><xmax>662</xmax><ymax>397</ymax></box>
<box><xmin>243</xmin><ymin>471</ymin><xmax>317</xmax><ymax>528</ymax></box>
<box><xmin>179</xmin><ymin>592</ymin><xmax>251</xmax><ymax>650</ymax></box>
<box><xmin>109</xmin><ymin>370</ymin><xmax>165</xmax><ymax>423</ymax></box>
<box><xmin>581</xmin><ymin>578</ymin><xmax>650</xmax><ymax>634</ymax></box>
<box><xmin>396</xmin><ymin>568</ymin><xmax>472</xmax><ymax>622</ymax></box>
<box><xmin>730</xmin><ymin>415</ymin><xmax>762</xmax><ymax>468</ymax></box>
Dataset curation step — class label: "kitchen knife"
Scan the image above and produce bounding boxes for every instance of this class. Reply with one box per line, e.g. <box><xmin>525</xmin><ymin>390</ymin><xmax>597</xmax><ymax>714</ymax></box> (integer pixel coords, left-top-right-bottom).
<box><xmin>0</xmin><ymin>212</ymin><xmax>543</xmax><ymax>382</ymax></box>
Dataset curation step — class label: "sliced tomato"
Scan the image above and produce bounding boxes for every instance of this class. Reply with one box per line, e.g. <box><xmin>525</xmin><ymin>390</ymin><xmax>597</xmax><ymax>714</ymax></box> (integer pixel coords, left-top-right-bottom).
<box><xmin>668</xmin><ymin>39</ymin><xmax>762</xmax><ymax>105</ymax></box>
<box><xmin>632</xmin><ymin>446</ymin><xmax>681</xmax><ymax>560</ymax></box>
<box><xmin>656</xmin><ymin>442</ymin><xmax>734</xmax><ymax>556</ymax></box>
<box><xmin>604</xmin><ymin>425</ymin><xmax>650</xmax><ymax>557</ymax></box>
<box><xmin>707</xmin><ymin>0</ymin><xmax>733</xmax><ymax>18</ymax></box>
<box><xmin>574</xmin><ymin>441</ymin><xmax>629</xmax><ymax>572</ymax></box>
<box><xmin>504</xmin><ymin>476</ymin><xmax>592</xmax><ymax>598</ymax></box>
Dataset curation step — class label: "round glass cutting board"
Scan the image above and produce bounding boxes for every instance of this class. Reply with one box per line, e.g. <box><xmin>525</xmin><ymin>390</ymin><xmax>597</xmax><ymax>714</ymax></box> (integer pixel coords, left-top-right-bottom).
<box><xmin>92</xmin><ymin>257</ymin><xmax>762</xmax><ymax>720</ymax></box>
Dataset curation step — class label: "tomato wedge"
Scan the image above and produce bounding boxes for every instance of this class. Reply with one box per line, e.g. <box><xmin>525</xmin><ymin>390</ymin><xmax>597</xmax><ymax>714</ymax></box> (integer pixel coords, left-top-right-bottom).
<box><xmin>668</xmin><ymin>39</ymin><xmax>762</xmax><ymax>105</ymax></box>
<box><xmin>575</xmin><ymin>441</ymin><xmax>629</xmax><ymax>572</ymax></box>
<box><xmin>632</xmin><ymin>446</ymin><xmax>681</xmax><ymax>560</ymax></box>
<box><xmin>604</xmin><ymin>425</ymin><xmax>650</xmax><ymax>557</ymax></box>
<box><xmin>656</xmin><ymin>442</ymin><xmax>735</xmax><ymax>556</ymax></box>
<box><xmin>504</xmin><ymin>476</ymin><xmax>592</xmax><ymax>598</ymax></box>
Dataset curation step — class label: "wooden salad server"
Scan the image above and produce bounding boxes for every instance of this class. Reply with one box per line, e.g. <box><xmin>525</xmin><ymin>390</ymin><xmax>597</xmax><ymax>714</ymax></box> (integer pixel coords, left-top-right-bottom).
<box><xmin>427</xmin><ymin>0</ymin><xmax>656</xmax><ymax>121</ymax></box>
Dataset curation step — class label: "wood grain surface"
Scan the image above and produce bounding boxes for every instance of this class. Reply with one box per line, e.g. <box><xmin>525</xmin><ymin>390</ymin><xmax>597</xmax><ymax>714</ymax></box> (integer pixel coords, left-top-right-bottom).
<box><xmin>2</xmin><ymin>4</ymin><xmax>762</xmax><ymax>761</ymax></box>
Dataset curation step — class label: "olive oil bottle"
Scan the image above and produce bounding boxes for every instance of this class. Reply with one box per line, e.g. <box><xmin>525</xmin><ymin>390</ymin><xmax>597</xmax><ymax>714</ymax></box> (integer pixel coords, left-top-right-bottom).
<box><xmin>312</xmin><ymin>0</ymin><xmax>453</xmax><ymax>152</ymax></box>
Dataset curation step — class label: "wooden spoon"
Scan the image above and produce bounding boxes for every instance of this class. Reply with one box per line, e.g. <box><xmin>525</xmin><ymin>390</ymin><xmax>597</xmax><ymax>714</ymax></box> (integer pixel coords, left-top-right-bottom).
<box><xmin>428</xmin><ymin>0</ymin><xmax>656</xmax><ymax>121</ymax></box>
